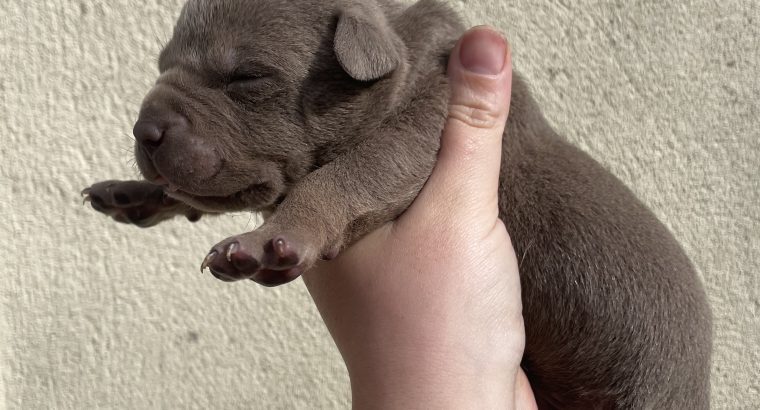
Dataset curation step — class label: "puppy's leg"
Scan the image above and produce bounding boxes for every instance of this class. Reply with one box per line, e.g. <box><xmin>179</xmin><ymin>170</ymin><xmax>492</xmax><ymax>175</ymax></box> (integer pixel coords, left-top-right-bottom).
<box><xmin>203</xmin><ymin>79</ymin><xmax>449</xmax><ymax>286</ymax></box>
<box><xmin>83</xmin><ymin>180</ymin><xmax>203</xmax><ymax>227</ymax></box>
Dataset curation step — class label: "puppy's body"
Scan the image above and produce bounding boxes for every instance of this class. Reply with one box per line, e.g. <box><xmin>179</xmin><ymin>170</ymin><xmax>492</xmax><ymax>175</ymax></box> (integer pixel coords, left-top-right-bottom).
<box><xmin>84</xmin><ymin>0</ymin><xmax>712</xmax><ymax>407</ymax></box>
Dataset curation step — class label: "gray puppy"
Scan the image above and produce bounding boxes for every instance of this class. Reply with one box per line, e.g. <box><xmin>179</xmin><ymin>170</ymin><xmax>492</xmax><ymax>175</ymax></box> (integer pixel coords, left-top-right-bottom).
<box><xmin>83</xmin><ymin>0</ymin><xmax>712</xmax><ymax>408</ymax></box>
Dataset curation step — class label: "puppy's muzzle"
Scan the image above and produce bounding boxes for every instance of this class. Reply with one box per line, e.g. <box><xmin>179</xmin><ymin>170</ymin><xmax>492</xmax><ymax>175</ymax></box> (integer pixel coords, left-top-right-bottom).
<box><xmin>132</xmin><ymin>96</ymin><xmax>224</xmax><ymax>194</ymax></box>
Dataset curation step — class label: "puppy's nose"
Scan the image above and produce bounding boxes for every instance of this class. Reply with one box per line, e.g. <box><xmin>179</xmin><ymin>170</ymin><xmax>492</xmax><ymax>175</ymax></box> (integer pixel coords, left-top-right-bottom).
<box><xmin>133</xmin><ymin>121</ymin><xmax>164</xmax><ymax>147</ymax></box>
<box><xmin>133</xmin><ymin>102</ymin><xmax>188</xmax><ymax>151</ymax></box>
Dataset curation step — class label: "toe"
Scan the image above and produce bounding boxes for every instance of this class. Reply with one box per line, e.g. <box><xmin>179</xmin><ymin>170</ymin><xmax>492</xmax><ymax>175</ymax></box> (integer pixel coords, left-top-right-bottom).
<box><xmin>204</xmin><ymin>241</ymin><xmax>260</xmax><ymax>281</ymax></box>
<box><xmin>262</xmin><ymin>235</ymin><xmax>302</xmax><ymax>270</ymax></box>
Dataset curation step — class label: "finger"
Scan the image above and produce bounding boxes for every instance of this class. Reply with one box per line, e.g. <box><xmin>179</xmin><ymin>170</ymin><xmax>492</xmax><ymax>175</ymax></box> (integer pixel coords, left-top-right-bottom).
<box><xmin>412</xmin><ymin>27</ymin><xmax>512</xmax><ymax>219</ymax></box>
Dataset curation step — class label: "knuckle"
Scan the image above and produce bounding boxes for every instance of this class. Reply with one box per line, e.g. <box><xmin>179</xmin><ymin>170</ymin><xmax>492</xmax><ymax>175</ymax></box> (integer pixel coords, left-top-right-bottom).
<box><xmin>448</xmin><ymin>101</ymin><xmax>502</xmax><ymax>130</ymax></box>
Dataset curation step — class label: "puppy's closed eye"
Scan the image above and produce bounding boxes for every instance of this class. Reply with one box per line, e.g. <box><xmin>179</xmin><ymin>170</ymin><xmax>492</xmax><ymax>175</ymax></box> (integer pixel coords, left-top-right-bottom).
<box><xmin>225</xmin><ymin>72</ymin><xmax>278</xmax><ymax>101</ymax></box>
<box><xmin>228</xmin><ymin>72</ymin><xmax>269</xmax><ymax>85</ymax></box>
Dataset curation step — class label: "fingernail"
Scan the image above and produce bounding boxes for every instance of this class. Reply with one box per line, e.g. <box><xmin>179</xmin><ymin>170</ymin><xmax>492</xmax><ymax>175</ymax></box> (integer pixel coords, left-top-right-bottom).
<box><xmin>459</xmin><ymin>27</ymin><xmax>507</xmax><ymax>75</ymax></box>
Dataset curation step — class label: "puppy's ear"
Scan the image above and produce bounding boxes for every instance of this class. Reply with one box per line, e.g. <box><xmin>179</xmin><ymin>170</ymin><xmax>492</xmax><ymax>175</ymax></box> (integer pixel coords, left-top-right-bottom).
<box><xmin>334</xmin><ymin>4</ymin><xmax>403</xmax><ymax>81</ymax></box>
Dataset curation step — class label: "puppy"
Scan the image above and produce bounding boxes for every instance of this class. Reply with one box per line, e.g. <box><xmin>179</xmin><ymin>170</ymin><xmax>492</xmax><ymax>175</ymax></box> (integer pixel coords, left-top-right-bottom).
<box><xmin>83</xmin><ymin>0</ymin><xmax>712</xmax><ymax>407</ymax></box>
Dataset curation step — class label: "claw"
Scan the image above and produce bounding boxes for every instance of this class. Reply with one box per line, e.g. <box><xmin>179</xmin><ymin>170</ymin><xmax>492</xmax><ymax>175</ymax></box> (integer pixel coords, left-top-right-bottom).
<box><xmin>273</xmin><ymin>238</ymin><xmax>287</xmax><ymax>258</ymax></box>
<box><xmin>201</xmin><ymin>251</ymin><xmax>217</xmax><ymax>273</ymax></box>
<box><xmin>81</xmin><ymin>188</ymin><xmax>92</xmax><ymax>205</ymax></box>
<box><xmin>226</xmin><ymin>243</ymin><xmax>238</xmax><ymax>262</ymax></box>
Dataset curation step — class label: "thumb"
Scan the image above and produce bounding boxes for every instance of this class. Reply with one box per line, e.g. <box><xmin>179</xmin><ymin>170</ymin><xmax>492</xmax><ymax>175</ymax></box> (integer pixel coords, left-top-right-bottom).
<box><xmin>414</xmin><ymin>27</ymin><xmax>512</xmax><ymax>220</ymax></box>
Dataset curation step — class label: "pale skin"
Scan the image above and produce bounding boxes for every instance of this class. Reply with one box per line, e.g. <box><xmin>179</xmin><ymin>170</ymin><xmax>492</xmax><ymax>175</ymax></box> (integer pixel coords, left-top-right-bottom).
<box><xmin>304</xmin><ymin>27</ymin><xmax>537</xmax><ymax>409</ymax></box>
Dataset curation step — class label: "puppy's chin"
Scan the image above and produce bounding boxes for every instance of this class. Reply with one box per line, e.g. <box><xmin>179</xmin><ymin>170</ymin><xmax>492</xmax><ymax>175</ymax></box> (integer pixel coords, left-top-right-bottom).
<box><xmin>134</xmin><ymin>143</ymin><xmax>287</xmax><ymax>213</ymax></box>
<box><xmin>135</xmin><ymin>144</ymin><xmax>235</xmax><ymax>196</ymax></box>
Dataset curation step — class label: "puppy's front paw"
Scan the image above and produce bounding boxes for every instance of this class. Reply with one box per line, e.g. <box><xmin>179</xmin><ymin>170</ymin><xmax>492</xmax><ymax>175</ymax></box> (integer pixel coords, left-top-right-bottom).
<box><xmin>82</xmin><ymin>180</ymin><xmax>200</xmax><ymax>227</ymax></box>
<box><xmin>202</xmin><ymin>232</ymin><xmax>314</xmax><ymax>287</ymax></box>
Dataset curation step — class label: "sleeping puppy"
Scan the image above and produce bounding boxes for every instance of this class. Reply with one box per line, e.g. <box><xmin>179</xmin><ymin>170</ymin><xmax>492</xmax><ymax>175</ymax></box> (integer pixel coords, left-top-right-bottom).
<box><xmin>82</xmin><ymin>0</ymin><xmax>712</xmax><ymax>407</ymax></box>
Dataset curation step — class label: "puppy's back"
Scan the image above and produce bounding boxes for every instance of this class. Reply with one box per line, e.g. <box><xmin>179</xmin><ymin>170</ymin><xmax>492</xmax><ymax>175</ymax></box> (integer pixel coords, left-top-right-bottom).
<box><xmin>391</xmin><ymin>1</ymin><xmax>712</xmax><ymax>407</ymax></box>
<box><xmin>502</xmin><ymin>76</ymin><xmax>711</xmax><ymax>407</ymax></box>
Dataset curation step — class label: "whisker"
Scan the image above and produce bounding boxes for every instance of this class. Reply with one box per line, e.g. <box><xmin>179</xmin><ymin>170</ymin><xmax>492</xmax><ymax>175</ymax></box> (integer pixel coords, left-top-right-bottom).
<box><xmin>520</xmin><ymin>238</ymin><xmax>535</xmax><ymax>267</ymax></box>
<box><xmin>245</xmin><ymin>212</ymin><xmax>254</xmax><ymax>230</ymax></box>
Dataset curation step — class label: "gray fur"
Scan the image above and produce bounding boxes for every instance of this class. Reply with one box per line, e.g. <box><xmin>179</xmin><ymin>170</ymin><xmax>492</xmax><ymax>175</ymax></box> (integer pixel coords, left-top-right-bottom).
<box><xmin>83</xmin><ymin>0</ymin><xmax>712</xmax><ymax>407</ymax></box>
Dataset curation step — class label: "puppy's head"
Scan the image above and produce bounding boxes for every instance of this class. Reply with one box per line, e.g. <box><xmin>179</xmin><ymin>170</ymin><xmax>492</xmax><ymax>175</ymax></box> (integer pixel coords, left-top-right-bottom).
<box><xmin>133</xmin><ymin>0</ymin><xmax>407</xmax><ymax>212</ymax></box>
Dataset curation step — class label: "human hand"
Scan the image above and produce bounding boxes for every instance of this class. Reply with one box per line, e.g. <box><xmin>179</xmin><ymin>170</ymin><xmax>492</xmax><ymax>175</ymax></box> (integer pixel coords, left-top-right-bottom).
<box><xmin>304</xmin><ymin>27</ymin><xmax>535</xmax><ymax>409</ymax></box>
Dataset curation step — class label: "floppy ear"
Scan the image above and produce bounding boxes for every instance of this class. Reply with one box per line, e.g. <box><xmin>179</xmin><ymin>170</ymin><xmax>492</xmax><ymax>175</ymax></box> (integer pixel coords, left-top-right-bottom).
<box><xmin>333</xmin><ymin>4</ymin><xmax>403</xmax><ymax>81</ymax></box>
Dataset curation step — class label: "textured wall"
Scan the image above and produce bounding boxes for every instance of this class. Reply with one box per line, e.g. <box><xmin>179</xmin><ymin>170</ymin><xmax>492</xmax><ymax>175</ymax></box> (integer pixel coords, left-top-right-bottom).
<box><xmin>1</xmin><ymin>0</ymin><xmax>757</xmax><ymax>408</ymax></box>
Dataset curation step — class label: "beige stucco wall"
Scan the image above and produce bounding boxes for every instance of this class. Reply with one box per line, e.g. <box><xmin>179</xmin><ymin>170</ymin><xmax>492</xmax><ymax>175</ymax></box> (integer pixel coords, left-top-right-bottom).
<box><xmin>1</xmin><ymin>0</ymin><xmax>758</xmax><ymax>408</ymax></box>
